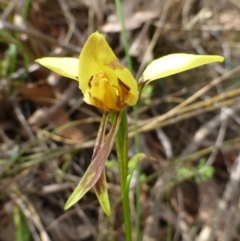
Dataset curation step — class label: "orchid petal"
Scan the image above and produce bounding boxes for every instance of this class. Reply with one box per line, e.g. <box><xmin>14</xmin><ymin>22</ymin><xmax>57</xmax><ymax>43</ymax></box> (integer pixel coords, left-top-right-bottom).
<box><xmin>142</xmin><ymin>54</ymin><xmax>224</xmax><ymax>82</ymax></box>
<box><xmin>36</xmin><ymin>57</ymin><xmax>79</xmax><ymax>81</ymax></box>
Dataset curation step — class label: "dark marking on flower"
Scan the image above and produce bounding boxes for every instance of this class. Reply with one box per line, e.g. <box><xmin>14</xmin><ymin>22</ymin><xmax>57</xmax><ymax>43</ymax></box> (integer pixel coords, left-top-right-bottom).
<box><xmin>106</xmin><ymin>60</ymin><xmax>124</xmax><ymax>70</ymax></box>
<box><xmin>76</xmin><ymin>76</ymin><xmax>78</xmax><ymax>79</ymax></box>
<box><xmin>88</xmin><ymin>76</ymin><xmax>94</xmax><ymax>88</ymax></box>
<box><xmin>93</xmin><ymin>97</ymin><xmax>111</xmax><ymax>112</ymax></box>
<box><xmin>118</xmin><ymin>78</ymin><xmax>130</xmax><ymax>92</ymax></box>
<box><xmin>116</xmin><ymin>96</ymin><xmax>126</xmax><ymax>110</ymax></box>
<box><xmin>116</xmin><ymin>78</ymin><xmax>130</xmax><ymax>109</ymax></box>
<box><xmin>95</xmin><ymin>175</ymin><xmax>104</xmax><ymax>193</ymax></box>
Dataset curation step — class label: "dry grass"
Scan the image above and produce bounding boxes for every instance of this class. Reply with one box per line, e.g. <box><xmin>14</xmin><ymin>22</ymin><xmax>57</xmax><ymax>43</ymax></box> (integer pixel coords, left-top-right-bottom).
<box><xmin>1</xmin><ymin>0</ymin><xmax>240</xmax><ymax>240</ymax></box>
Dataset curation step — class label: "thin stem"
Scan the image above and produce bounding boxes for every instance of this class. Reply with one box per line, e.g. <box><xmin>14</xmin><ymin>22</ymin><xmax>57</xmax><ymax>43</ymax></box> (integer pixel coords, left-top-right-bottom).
<box><xmin>21</xmin><ymin>0</ymin><xmax>32</xmax><ymax>21</ymax></box>
<box><xmin>115</xmin><ymin>109</ymin><xmax>132</xmax><ymax>241</ymax></box>
<box><xmin>113</xmin><ymin>1</ymin><xmax>133</xmax><ymax>240</ymax></box>
<box><xmin>114</xmin><ymin>0</ymin><xmax>133</xmax><ymax>73</ymax></box>
<box><xmin>114</xmin><ymin>0</ymin><xmax>141</xmax><ymax>240</ymax></box>
<box><xmin>134</xmin><ymin>104</ymin><xmax>141</xmax><ymax>241</ymax></box>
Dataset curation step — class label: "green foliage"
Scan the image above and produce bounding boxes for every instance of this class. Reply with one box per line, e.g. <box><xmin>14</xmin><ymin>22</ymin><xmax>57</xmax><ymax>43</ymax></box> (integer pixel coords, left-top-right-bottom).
<box><xmin>105</xmin><ymin>160</ymin><xmax>117</xmax><ymax>169</ymax></box>
<box><xmin>177</xmin><ymin>159</ymin><xmax>215</xmax><ymax>183</ymax></box>
<box><xmin>141</xmin><ymin>84</ymin><xmax>153</xmax><ymax>105</ymax></box>
<box><xmin>126</xmin><ymin>153</ymin><xmax>146</xmax><ymax>192</ymax></box>
<box><xmin>13</xmin><ymin>206</ymin><xmax>31</xmax><ymax>241</ymax></box>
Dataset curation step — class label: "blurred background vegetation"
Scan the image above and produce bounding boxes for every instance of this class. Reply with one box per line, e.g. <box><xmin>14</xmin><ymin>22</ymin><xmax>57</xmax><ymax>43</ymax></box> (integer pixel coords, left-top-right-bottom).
<box><xmin>1</xmin><ymin>0</ymin><xmax>240</xmax><ymax>240</ymax></box>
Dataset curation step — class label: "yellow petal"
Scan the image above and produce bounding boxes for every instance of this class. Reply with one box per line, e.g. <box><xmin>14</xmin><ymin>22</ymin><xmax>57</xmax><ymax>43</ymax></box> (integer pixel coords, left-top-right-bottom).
<box><xmin>78</xmin><ymin>32</ymin><xmax>118</xmax><ymax>92</ymax></box>
<box><xmin>105</xmin><ymin>66</ymin><xmax>139</xmax><ymax>106</ymax></box>
<box><xmin>84</xmin><ymin>71</ymin><xmax>120</xmax><ymax>111</ymax></box>
<box><xmin>36</xmin><ymin>57</ymin><xmax>79</xmax><ymax>81</ymax></box>
<box><xmin>142</xmin><ymin>54</ymin><xmax>224</xmax><ymax>82</ymax></box>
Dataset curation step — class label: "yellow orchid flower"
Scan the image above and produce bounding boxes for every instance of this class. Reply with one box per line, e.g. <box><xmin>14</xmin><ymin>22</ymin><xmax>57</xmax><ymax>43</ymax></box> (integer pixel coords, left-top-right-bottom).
<box><xmin>35</xmin><ymin>31</ymin><xmax>224</xmax><ymax>215</ymax></box>
<box><xmin>36</xmin><ymin>32</ymin><xmax>139</xmax><ymax>112</ymax></box>
<box><xmin>36</xmin><ymin>32</ymin><xmax>224</xmax><ymax>112</ymax></box>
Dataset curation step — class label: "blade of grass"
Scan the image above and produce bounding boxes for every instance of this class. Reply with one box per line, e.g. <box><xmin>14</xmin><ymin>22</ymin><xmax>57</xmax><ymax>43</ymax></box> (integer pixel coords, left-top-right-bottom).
<box><xmin>21</xmin><ymin>0</ymin><xmax>32</xmax><ymax>21</ymax></box>
<box><xmin>13</xmin><ymin>205</ymin><xmax>31</xmax><ymax>241</ymax></box>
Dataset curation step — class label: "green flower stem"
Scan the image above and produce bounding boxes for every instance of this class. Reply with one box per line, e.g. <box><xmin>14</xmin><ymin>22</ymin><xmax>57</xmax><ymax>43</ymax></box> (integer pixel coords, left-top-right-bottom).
<box><xmin>133</xmin><ymin>104</ymin><xmax>141</xmax><ymax>241</ymax></box>
<box><xmin>115</xmin><ymin>109</ymin><xmax>132</xmax><ymax>241</ymax></box>
<box><xmin>114</xmin><ymin>0</ymin><xmax>138</xmax><ymax>239</ymax></box>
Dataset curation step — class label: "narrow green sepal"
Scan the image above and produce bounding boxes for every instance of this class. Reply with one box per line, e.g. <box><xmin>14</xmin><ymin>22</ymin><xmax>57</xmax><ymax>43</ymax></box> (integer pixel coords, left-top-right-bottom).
<box><xmin>94</xmin><ymin>168</ymin><xmax>111</xmax><ymax>216</ymax></box>
<box><xmin>64</xmin><ymin>153</ymin><xmax>105</xmax><ymax>210</ymax></box>
<box><xmin>64</xmin><ymin>112</ymin><xmax>122</xmax><ymax>211</ymax></box>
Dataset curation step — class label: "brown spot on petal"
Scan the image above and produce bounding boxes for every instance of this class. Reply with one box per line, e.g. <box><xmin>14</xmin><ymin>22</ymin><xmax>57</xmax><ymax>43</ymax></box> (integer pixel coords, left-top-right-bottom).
<box><xmin>118</xmin><ymin>78</ymin><xmax>130</xmax><ymax>92</ymax></box>
<box><xmin>93</xmin><ymin>97</ymin><xmax>111</xmax><ymax>112</ymax></box>
<box><xmin>88</xmin><ymin>76</ymin><xmax>94</xmax><ymax>88</ymax></box>
<box><xmin>106</xmin><ymin>60</ymin><xmax>124</xmax><ymax>70</ymax></box>
<box><xmin>116</xmin><ymin>97</ymin><xmax>126</xmax><ymax>110</ymax></box>
<box><xmin>115</xmin><ymin>78</ymin><xmax>131</xmax><ymax>109</ymax></box>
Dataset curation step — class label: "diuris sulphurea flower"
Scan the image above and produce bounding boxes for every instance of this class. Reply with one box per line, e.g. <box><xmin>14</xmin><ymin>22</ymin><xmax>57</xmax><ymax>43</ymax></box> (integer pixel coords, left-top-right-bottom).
<box><xmin>36</xmin><ymin>31</ymin><xmax>224</xmax><ymax>215</ymax></box>
<box><xmin>37</xmin><ymin>32</ymin><xmax>139</xmax><ymax>112</ymax></box>
<box><xmin>36</xmin><ymin>32</ymin><xmax>223</xmax><ymax>111</ymax></box>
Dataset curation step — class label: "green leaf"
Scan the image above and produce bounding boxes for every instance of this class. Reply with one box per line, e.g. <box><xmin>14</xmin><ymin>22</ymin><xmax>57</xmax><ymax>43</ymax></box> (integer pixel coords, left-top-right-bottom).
<box><xmin>177</xmin><ymin>159</ymin><xmax>215</xmax><ymax>183</ymax></box>
<box><xmin>13</xmin><ymin>205</ymin><xmax>30</xmax><ymax>241</ymax></box>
